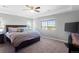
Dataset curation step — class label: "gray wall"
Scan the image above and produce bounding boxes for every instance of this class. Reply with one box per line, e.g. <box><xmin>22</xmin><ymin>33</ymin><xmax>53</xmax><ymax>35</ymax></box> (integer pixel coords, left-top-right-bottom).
<box><xmin>0</xmin><ymin>13</ymin><xmax>32</xmax><ymax>25</ymax></box>
<box><xmin>34</xmin><ymin>10</ymin><xmax>79</xmax><ymax>42</ymax></box>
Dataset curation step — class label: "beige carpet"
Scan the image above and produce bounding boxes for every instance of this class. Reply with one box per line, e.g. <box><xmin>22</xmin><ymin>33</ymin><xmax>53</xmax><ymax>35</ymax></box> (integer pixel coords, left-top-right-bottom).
<box><xmin>0</xmin><ymin>43</ymin><xmax>14</xmax><ymax>53</ymax></box>
<box><xmin>18</xmin><ymin>38</ymin><xmax>68</xmax><ymax>53</ymax></box>
<box><xmin>0</xmin><ymin>38</ymin><xmax>68</xmax><ymax>53</ymax></box>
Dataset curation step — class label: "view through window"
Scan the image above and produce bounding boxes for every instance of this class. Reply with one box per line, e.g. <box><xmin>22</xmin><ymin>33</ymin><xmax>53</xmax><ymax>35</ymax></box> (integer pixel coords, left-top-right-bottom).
<box><xmin>41</xmin><ymin>19</ymin><xmax>56</xmax><ymax>30</ymax></box>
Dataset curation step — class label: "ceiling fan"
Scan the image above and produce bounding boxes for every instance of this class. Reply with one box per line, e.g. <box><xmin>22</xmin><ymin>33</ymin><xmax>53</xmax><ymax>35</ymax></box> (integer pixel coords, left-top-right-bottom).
<box><xmin>24</xmin><ymin>5</ymin><xmax>40</xmax><ymax>13</ymax></box>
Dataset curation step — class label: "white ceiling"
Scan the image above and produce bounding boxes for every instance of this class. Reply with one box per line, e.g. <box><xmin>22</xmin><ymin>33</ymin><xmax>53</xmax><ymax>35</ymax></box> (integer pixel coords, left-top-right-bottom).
<box><xmin>0</xmin><ymin>5</ymin><xmax>72</xmax><ymax>18</ymax></box>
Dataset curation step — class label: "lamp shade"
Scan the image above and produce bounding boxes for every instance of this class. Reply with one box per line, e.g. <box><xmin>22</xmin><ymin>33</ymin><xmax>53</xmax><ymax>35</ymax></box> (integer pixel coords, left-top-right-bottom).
<box><xmin>65</xmin><ymin>22</ymin><xmax>79</xmax><ymax>33</ymax></box>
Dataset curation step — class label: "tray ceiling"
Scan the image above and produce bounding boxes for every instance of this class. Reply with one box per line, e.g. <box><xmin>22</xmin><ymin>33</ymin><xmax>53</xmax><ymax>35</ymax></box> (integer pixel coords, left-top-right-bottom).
<box><xmin>0</xmin><ymin>5</ymin><xmax>72</xmax><ymax>18</ymax></box>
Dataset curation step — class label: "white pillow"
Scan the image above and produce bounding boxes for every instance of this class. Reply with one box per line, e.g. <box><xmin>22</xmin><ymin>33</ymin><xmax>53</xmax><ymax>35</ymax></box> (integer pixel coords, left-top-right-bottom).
<box><xmin>8</xmin><ymin>27</ymin><xmax>18</xmax><ymax>32</ymax></box>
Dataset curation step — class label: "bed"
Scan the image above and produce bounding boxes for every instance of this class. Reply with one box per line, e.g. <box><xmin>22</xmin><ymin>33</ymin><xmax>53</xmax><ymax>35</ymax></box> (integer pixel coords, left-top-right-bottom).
<box><xmin>5</xmin><ymin>25</ymin><xmax>40</xmax><ymax>52</ymax></box>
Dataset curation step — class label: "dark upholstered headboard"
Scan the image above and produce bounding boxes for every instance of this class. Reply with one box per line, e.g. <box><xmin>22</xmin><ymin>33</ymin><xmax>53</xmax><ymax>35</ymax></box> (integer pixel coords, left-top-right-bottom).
<box><xmin>5</xmin><ymin>25</ymin><xmax>27</xmax><ymax>32</ymax></box>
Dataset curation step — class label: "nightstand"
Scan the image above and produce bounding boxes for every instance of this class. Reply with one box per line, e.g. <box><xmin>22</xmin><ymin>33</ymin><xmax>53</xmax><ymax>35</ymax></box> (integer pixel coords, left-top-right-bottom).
<box><xmin>0</xmin><ymin>33</ymin><xmax>4</xmax><ymax>43</ymax></box>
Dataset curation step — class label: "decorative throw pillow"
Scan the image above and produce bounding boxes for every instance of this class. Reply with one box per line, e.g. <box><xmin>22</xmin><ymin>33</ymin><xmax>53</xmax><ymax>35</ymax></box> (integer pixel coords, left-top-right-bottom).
<box><xmin>17</xmin><ymin>28</ymin><xmax>24</xmax><ymax>32</ymax></box>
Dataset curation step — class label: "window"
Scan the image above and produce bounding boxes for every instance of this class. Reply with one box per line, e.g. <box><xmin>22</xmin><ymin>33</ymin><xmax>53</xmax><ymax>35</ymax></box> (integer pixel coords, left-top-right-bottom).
<box><xmin>27</xmin><ymin>21</ymin><xmax>33</xmax><ymax>30</ymax></box>
<box><xmin>41</xmin><ymin>19</ymin><xmax>56</xmax><ymax>30</ymax></box>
